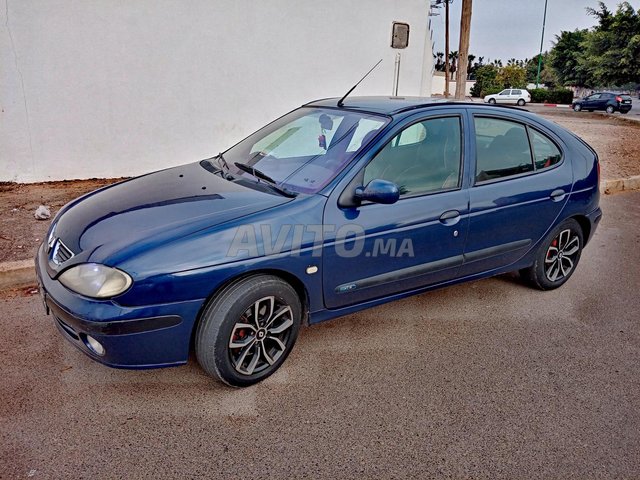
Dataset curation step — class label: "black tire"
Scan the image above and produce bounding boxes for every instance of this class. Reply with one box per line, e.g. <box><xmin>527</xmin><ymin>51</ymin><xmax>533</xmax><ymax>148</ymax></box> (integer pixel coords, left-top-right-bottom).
<box><xmin>621</xmin><ymin>110</ymin><xmax>629</xmax><ymax>114</ymax></box>
<box><xmin>195</xmin><ymin>275</ymin><xmax>302</xmax><ymax>387</ymax></box>
<box><xmin>517</xmin><ymin>99</ymin><xmax>526</xmax><ymax>106</ymax></box>
<box><xmin>573</xmin><ymin>104</ymin><xmax>582</xmax><ymax>112</ymax></box>
<box><xmin>520</xmin><ymin>219</ymin><xmax>584</xmax><ymax>291</ymax></box>
<box><xmin>488</xmin><ymin>98</ymin><xmax>496</xmax><ymax>104</ymax></box>
<box><xmin>606</xmin><ymin>105</ymin><xmax>615</xmax><ymax>114</ymax></box>
<box><xmin>588</xmin><ymin>109</ymin><xmax>594</xmax><ymax>112</ymax></box>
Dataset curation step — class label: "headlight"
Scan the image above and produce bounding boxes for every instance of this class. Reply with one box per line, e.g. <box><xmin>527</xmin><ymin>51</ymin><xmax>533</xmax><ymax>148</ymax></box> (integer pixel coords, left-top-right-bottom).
<box><xmin>59</xmin><ymin>263</ymin><xmax>132</xmax><ymax>298</ymax></box>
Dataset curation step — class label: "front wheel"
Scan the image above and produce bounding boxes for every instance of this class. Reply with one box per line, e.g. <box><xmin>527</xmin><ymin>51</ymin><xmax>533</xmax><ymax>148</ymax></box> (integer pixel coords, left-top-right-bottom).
<box><xmin>517</xmin><ymin>99</ymin><xmax>526</xmax><ymax>106</ymax></box>
<box><xmin>521</xmin><ymin>219</ymin><xmax>584</xmax><ymax>291</ymax></box>
<box><xmin>196</xmin><ymin>275</ymin><xmax>302</xmax><ymax>387</ymax></box>
<box><xmin>573</xmin><ymin>104</ymin><xmax>582</xmax><ymax>112</ymax></box>
<box><xmin>606</xmin><ymin>105</ymin><xmax>615</xmax><ymax>114</ymax></box>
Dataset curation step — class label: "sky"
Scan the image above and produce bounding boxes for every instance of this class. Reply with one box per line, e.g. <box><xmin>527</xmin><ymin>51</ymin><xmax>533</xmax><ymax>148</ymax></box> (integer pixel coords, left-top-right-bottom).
<box><xmin>430</xmin><ymin>0</ymin><xmax>633</xmax><ymax>62</ymax></box>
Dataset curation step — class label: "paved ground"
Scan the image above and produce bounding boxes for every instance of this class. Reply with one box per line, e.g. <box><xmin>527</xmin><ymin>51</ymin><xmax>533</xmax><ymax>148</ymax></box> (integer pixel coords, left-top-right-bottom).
<box><xmin>1</xmin><ymin>191</ymin><xmax>639</xmax><ymax>479</ymax></box>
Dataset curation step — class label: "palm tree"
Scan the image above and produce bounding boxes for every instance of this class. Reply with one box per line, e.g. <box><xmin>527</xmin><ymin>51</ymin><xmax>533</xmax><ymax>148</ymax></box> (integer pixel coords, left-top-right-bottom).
<box><xmin>435</xmin><ymin>51</ymin><xmax>444</xmax><ymax>71</ymax></box>
<box><xmin>449</xmin><ymin>51</ymin><xmax>458</xmax><ymax>79</ymax></box>
<box><xmin>467</xmin><ymin>54</ymin><xmax>476</xmax><ymax>78</ymax></box>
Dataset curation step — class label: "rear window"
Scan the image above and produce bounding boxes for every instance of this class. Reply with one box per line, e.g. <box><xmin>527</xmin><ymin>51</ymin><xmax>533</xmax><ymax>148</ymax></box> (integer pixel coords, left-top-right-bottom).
<box><xmin>620</xmin><ymin>95</ymin><xmax>632</xmax><ymax>100</ymax></box>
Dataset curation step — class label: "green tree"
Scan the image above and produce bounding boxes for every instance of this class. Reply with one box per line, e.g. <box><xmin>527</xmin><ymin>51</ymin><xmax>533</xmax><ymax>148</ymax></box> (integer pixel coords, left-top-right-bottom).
<box><xmin>470</xmin><ymin>64</ymin><xmax>501</xmax><ymax>97</ymax></box>
<box><xmin>580</xmin><ymin>1</ymin><xmax>640</xmax><ymax>86</ymax></box>
<box><xmin>548</xmin><ymin>30</ymin><xmax>589</xmax><ymax>86</ymax></box>
<box><xmin>497</xmin><ymin>64</ymin><xmax>527</xmax><ymax>89</ymax></box>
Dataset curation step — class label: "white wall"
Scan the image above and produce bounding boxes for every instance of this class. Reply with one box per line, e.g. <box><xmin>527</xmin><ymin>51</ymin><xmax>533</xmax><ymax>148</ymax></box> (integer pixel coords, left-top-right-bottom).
<box><xmin>431</xmin><ymin>72</ymin><xmax>475</xmax><ymax>97</ymax></box>
<box><xmin>1</xmin><ymin>0</ymin><xmax>433</xmax><ymax>182</ymax></box>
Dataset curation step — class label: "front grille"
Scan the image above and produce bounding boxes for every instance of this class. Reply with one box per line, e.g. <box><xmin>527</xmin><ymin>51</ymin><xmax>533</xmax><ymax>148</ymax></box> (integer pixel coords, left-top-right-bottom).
<box><xmin>52</xmin><ymin>239</ymin><xmax>75</xmax><ymax>265</ymax></box>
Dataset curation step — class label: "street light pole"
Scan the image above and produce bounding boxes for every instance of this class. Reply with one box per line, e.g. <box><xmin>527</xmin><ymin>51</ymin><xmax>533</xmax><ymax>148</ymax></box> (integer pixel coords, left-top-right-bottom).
<box><xmin>535</xmin><ymin>0</ymin><xmax>548</xmax><ymax>89</ymax></box>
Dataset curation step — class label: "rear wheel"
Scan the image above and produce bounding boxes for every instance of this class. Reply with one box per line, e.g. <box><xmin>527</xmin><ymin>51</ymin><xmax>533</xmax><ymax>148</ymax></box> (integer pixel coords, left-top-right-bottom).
<box><xmin>521</xmin><ymin>219</ymin><xmax>583</xmax><ymax>291</ymax></box>
<box><xmin>573</xmin><ymin>104</ymin><xmax>582</xmax><ymax>112</ymax></box>
<box><xmin>621</xmin><ymin>110</ymin><xmax>629</xmax><ymax>115</ymax></box>
<box><xmin>488</xmin><ymin>98</ymin><xmax>496</xmax><ymax>104</ymax></box>
<box><xmin>196</xmin><ymin>275</ymin><xmax>302</xmax><ymax>387</ymax></box>
<box><xmin>606</xmin><ymin>105</ymin><xmax>615</xmax><ymax>114</ymax></box>
<box><xmin>517</xmin><ymin>99</ymin><xmax>526</xmax><ymax>106</ymax></box>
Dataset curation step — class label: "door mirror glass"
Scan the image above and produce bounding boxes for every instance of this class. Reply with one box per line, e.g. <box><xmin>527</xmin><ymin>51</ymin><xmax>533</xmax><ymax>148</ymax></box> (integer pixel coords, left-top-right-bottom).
<box><xmin>355</xmin><ymin>179</ymin><xmax>400</xmax><ymax>205</ymax></box>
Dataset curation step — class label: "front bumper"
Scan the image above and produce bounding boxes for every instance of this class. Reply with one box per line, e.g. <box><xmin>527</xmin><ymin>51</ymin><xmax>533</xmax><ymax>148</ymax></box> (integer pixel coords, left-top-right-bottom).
<box><xmin>36</xmin><ymin>244</ymin><xmax>204</xmax><ymax>369</ymax></box>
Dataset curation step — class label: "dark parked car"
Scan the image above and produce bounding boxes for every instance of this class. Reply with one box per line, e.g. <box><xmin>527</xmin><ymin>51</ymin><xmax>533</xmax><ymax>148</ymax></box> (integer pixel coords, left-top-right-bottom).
<box><xmin>36</xmin><ymin>97</ymin><xmax>602</xmax><ymax>387</ymax></box>
<box><xmin>572</xmin><ymin>92</ymin><xmax>633</xmax><ymax>114</ymax></box>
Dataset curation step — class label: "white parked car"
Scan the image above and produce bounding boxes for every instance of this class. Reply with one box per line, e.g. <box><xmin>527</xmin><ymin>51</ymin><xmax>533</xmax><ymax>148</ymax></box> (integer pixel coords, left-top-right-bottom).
<box><xmin>484</xmin><ymin>88</ymin><xmax>531</xmax><ymax>106</ymax></box>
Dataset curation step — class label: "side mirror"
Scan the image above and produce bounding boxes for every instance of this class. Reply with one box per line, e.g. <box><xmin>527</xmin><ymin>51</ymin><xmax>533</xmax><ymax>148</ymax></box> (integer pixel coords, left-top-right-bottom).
<box><xmin>354</xmin><ymin>179</ymin><xmax>400</xmax><ymax>205</ymax></box>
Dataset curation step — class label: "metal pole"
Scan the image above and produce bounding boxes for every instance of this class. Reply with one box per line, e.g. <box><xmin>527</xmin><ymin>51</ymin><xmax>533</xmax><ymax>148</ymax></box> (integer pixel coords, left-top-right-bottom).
<box><xmin>392</xmin><ymin>53</ymin><xmax>401</xmax><ymax>96</ymax></box>
<box><xmin>535</xmin><ymin>0</ymin><xmax>548</xmax><ymax>89</ymax></box>
<box><xmin>444</xmin><ymin>0</ymin><xmax>450</xmax><ymax>97</ymax></box>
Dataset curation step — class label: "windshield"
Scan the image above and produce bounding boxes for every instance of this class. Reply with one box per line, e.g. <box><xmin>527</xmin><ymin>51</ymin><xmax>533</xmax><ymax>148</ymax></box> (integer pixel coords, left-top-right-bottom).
<box><xmin>221</xmin><ymin>107</ymin><xmax>388</xmax><ymax>194</ymax></box>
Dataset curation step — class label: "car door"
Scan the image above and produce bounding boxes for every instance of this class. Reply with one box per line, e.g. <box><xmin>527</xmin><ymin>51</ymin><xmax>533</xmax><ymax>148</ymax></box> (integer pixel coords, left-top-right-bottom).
<box><xmin>511</xmin><ymin>89</ymin><xmax>522</xmax><ymax>104</ymax></box>
<box><xmin>322</xmin><ymin>111</ymin><xmax>471</xmax><ymax>309</ymax></box>
<box><xmin>585</xmin><ymin>93</ymin><xmax>601</xmax><ymax>110</ymax></box>
<box><xmin>497</xmin><ymin>89</ymin><xmax>512</xmax><ymax>104</ymax></box>
<box><xmin>459</xmin><ymin>112</ymin><xmax>573</xmax><ymax>277</ymax></box>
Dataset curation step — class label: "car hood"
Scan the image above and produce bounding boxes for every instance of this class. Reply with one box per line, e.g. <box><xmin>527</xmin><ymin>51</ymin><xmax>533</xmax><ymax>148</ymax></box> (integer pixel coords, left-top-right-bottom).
<box><xmin>51</xmin><ymin>161</ymin><xmax>292</xmax><ymax>270</ymax></box>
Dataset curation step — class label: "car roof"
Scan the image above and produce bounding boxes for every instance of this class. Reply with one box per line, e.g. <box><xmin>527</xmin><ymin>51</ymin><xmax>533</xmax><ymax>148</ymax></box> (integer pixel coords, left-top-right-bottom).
<box><xmin>305</xmin><ymin>96</ymin><xmax>450</xmax><ymax>115</ymax></box>
<box><xmin>304</xmin><ymin>96</ymin><xmax>528</xmax><ymax>116</ymax></box>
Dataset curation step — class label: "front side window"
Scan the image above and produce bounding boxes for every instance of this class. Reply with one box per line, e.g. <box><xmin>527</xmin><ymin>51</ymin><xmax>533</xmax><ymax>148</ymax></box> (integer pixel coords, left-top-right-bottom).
<box><xmin>222</xmin><ymin>108</ymin><xmax>388</xmax><ymax>194</ymax></box>
<box><xmin>474</xmin><ymin>117</ymin><xmax>533</xmax><ymax>182</ymax></box>
<box><xmin>499</xmin><ymin>90</ymin><xmax>511</xmax><ymax>96</ymax></box>
<box><xmin>363</xmin><ymin>116</ymin><xmax>462</xmax><ymax>197</ymax></box>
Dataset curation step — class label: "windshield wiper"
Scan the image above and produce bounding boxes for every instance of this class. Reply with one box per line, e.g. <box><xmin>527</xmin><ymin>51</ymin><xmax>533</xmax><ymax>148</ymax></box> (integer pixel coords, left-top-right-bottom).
<box><xmin>216</xmin><ymin>152</ymin><xmax>230</xmax><ymax>172</ymax></box>
<box><xmin>234</xmin><ymin>162</ymin><xmax>297</xmax><ymax>197</ymax></box>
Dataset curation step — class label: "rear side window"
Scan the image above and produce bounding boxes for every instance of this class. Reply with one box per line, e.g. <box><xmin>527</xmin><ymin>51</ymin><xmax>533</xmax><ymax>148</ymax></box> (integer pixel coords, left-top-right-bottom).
<box><xmin>474</xmin><ymin>118</ymin><xmax>533</xmax><ymax>182</ymax></box>
<box><xmin>529</xmin><ymin>129</ymin><xmax>561</xmax><ymax>170</ymax></box>
<box><xmin>512</xmin><ymin>89</ymin><xmax>522</xmax><ymax>95</ymax></box>
<box><xmin>474</xmin><ymin>116</ymin><xmax>563</xmax><ymax>183</ymax></box>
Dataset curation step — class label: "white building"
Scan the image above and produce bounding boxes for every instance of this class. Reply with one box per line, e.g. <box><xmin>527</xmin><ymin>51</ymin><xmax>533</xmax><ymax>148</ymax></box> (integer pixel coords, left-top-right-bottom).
<box><xmin>2</xmin><ymin>1</ymin><xmax>434</xmax><ymax>183</ymax></box>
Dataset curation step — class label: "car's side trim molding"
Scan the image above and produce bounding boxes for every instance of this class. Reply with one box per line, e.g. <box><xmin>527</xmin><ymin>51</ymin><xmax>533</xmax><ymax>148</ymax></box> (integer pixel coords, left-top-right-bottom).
<box><xmin>462</xmin><ymin>238</ymin><xmax>532</xmax><ymax>264</ymax></box>
<box><xmin>334</xmin><ymin>238</ymin><xmax>531</xmax><ymax>294</ymax></box>
<box><xmin>335</xmin><ymin>255</ymin><xmax>464</xmax><ymax>294</ymax></box>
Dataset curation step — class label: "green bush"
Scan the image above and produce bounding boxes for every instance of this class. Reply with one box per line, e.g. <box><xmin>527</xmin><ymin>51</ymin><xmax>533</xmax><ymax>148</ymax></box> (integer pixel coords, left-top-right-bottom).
<box><xmin>530</xmin><ymin>88</ymin><xmax>548</xmax><ymax>103</ymax></box>
<box><xmin>528</xmin><ymin>88</ymin><xmax>574</xmax><ymax>104</ymax></box>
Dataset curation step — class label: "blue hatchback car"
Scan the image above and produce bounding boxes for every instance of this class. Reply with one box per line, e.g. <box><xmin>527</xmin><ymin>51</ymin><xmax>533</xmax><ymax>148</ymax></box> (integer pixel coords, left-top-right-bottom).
<box><xmin>36</xmin><ymin>97</ymin><xmax>602</xmax><ymax>387</ymax></box>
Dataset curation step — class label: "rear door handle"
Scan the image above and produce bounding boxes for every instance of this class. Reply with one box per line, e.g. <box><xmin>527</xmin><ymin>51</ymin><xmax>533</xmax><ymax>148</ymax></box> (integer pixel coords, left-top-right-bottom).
<box><xmin>439</xmin><ymin>210</ymin><xmax>461</xmax><ymax>225</ymax></box>
<box><xmin>550</xmin><ymin>189</ymin><xmax>566</xmax><ymax>202</ymax></box>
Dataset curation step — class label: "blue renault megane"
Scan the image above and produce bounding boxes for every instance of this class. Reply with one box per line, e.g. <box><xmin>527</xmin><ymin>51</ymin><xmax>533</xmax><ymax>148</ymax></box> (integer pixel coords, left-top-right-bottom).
<box><xmin>36</xmin><ymin>97</ymin><xmax>602</xmax><ymax>387</ymax></box>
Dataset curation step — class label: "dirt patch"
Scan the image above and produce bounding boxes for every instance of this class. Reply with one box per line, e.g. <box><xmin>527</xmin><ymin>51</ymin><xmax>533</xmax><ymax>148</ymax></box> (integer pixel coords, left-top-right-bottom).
<box><xmin>0</xmin><ymin>179</ymin><xmax>126</xmax><ymax>263</ymax></box>
<box><xmin>536</xmin><ymin>110</ymin><xmax>640</xmax><ymax>180</ymax></box>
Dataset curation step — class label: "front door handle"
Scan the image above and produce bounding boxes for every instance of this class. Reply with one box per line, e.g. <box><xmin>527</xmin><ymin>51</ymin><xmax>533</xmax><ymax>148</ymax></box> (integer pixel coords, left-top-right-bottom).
<box><xmin>439</xmin><ymin>210</ymin><xmax>461</xmax><ymax>225</ymax></box>
<box><xmin>550</xmin><ymin>189</ymin><xmax>566</xmax><ymax>202</ymax></box>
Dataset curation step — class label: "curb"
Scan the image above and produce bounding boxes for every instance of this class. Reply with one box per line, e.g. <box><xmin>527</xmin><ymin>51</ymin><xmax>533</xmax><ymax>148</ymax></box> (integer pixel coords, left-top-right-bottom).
<box><xmin>543</xmin><ymin>104</ymin><xmax>571</xmax><ymax>108</ymax></box>
<box><xmin>0</xmin><ymin>260</ymin><xmax>35</xmax><ymax>290</ymax></box>
<box><xmin>602</xmin><ymin>175</ymin><xmax>640</xmax><ymax>195</ymax></box>
<box><xmin>1</xmin><ymin>177</ymin><xmax>639</xmax><ymax>292</ymax></box>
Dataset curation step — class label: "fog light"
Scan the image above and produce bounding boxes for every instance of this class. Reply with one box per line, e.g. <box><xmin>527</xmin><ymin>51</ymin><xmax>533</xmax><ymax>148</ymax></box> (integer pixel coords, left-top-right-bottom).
<box><xmin>85</xmin><ymin>335</ymin><xmax>105</xmax><ymax>356</ymax></box>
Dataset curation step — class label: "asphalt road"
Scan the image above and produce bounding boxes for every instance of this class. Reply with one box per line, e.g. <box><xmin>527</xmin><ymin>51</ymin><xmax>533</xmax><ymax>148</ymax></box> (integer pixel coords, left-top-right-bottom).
<box><xmin>1</xmin><ymin>192</ymin><xmax>639</xmax><ymax>479</ymax></box>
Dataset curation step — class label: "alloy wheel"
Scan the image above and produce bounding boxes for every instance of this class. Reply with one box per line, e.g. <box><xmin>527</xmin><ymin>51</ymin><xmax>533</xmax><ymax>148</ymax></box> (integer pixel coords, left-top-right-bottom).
<box><xmin>544</xmin><ymin>229</ymin><xmax>581</xmax><ymax>282</ymax></box>
<box><xmin>228</xmin><ymin>296</ymin><xmax>294</xmax><ymax>376</ymax></box>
